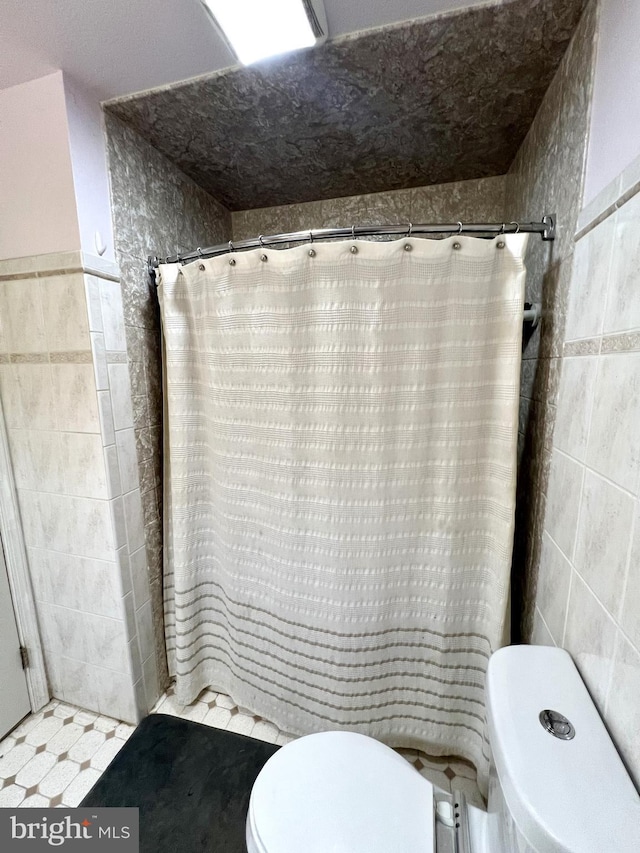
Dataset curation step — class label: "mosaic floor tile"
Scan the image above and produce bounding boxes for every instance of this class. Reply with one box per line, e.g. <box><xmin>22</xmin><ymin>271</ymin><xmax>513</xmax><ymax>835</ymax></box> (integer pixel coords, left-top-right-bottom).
<box><xmin>90</xmin><ymin>738</ymin><xmax>127</xmax><ymax>772</ymax></box>
<box><xmin>94</xmin><ymin>715</ymin><xmax>120</xmax><ymax>733</ymax></box>
<box><xmin>67</xmin><ymin>730</ymin><xmax>106</xmax><ymax>764</ymax></box>
<box><xmin>0</xmin><ymin>784</ymin><xmax>26</xmax><ymax>807</ymax></box>
<box><xmin>52</xmin><ymin>703</ymin><xmax>79</xmax><ymax>721</ymax></box>
<box><xmin>115</xmin><ymin>723</ymin><xmax>135</xmax><ymax>739</ymax></box>
<box><xmin>226</xmin><ymin>713</ymin><xmax>255</xmax><ymax>737</ymax></box>
<box><xmin>22</xmin><ymin>793</ymin><xmax>50</xmax><ymax>807</ymax></box>
<box><xmin>14</xmin><ymin>751</ymin><xmax>57</xmax><ymax>788</ymax></box>
<box><xmin>73</xmin><ymin>710</ymin><xmax>99</xmax><ymax>727</ymax></box>
<box><xmin>38</xmin><ymin>759</ymin><xmax>82</xmax><ymax>799</ymax></box>
<box><xmin>203</xmin><ymin>706</ymin><xmax>232</xmax><ymax>729</ymax></box>
<box><xmin>152</xmin><ymin>695</ymin><xmax>185</xmax><ymax>717</ymax></box>
<box><xmin>0</xmin><ymin>735</ymin><xmax>17</xmax><ymax>758</ymax></box>
<box><xmin>0</xmin><ymin>743</ymin><xmax>36</xmax><ymax>778</ymax></box>
<box><xmin>179</xmin><ymin>702</ymin><xmax>209</xmax><ymax>724</ymax></box>
<box><xmin>199</xmin><ymin>689</ymin><xmax>219</xmax><ymax>704</ymax></box>
<box><xmin>61</xmin><ymin>768</ymin><xmax>102</xmax><ymax>807</ymax></box>
<box><xmin>25</xmin><ymin>715</ymin><xmax>64</xmax><ymax>747</ymax></box>
<box><xmin>0</xmin><ymin>684</ymin><xmax>483</xmax><ymax>809</ymax></box>
<box><xmin>251</xmin><ymin>720</ymin><xmax>279</xmax><ymax>742</ymax></box>
<box><xmin>213</xmin><ymin>694</ymin><xmax>235</xmax><ymax>710</ymax></box>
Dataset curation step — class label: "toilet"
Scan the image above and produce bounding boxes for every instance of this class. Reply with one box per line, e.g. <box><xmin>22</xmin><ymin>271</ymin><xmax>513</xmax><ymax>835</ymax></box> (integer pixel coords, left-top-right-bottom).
<box><xmin>246</xmin><ymin>645</ymin><xmax>640</xmax><ymax>852</ymax></box>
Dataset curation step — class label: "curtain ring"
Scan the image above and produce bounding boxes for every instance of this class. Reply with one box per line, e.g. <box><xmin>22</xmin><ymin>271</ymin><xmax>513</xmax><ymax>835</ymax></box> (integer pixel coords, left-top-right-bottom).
<box><xmin>510</xmin><ymin>221</ymin><xmax>520</xmax><ymax>234</ymax></box>
<box><xmin>457</xmin><ymin>221</ymin><xmax>463</xmax><ymax>235</ymax></box>
<box><xmin>196</xmin><ymin>247</ymin><xmax>203</xmax><ymax>258</ymax></box>
<box><xmin>228</xmin><ymin>240</ymin><xmax>235</xmax><ymax>253</ymax></box>
<box><xmin>259</xmin><ymin>235</ymin><xmax>266</xmax><ymax>248</ymax></box>
<box><xmin>499</xmin><ymin>223</ymin><xmax>506</xmax><ymax>235</ymax></box>
<box><xmin>351</xmin><ymin>225</ymin><xmax>355</xmax><ymax>241</ymax></box>
<box><xmin>407</xmin><ymin>222</ymin><xmax>413</xmax><ymax>238</ymax></box>
<box><xmin>309</xmin><ymin>230</ymin><xmax>314</xmax><ymax>244</ymax></box>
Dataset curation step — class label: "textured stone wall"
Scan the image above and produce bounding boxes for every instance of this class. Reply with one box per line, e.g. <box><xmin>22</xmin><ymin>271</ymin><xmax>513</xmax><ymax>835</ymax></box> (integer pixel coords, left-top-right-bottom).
<box><xmin>105</xmin><ymin>113</ymin><xmax>232</xmax><ymax>690</ymax></box>
<box><xmin>232</xmin><ymin>176</ymin><xmax>507</xmax><ymax>240</ymax></box>
<box><xmin>104</xmin><ymin>0</ymin><xmax>586</xmax><ymax>210</ymax></box>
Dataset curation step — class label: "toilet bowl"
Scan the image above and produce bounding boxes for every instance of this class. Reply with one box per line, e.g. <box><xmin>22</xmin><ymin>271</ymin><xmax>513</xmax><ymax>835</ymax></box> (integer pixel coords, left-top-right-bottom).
<box><xmin>246</xmin><ymin>645</ymin><xmax>640</xmax><ymax>852</ymax></box>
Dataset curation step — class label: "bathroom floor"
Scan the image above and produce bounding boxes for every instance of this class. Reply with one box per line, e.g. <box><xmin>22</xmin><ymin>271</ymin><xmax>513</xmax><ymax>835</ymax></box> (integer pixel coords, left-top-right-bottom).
<box><xmin>0</xmin><ymin>687</ymin><xmax>483</xmax><ymax>809</ymax></box>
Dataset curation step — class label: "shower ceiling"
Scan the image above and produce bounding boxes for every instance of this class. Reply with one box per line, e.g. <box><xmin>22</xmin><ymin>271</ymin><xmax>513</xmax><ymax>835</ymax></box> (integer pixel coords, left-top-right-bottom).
<box><xmin>105</xmin><ymin>0</ymin><xmax>588</xmax><ymax>211</ymax></box>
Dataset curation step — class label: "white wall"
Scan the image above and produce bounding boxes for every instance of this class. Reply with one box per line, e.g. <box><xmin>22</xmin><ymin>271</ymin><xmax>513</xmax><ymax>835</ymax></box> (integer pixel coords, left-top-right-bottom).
<box><xmin>583</xmin><ymin>0</ymin><xmax>640</xmax><ymax>203</ymax></box>
<box><xmin>63</xmin><ymin>76</ymin><xmax>115</xmax><ymax>261</ymax></box>
<box><xmin>0</xmin><ymin>72</ymin><xmax>80</xmax><ymax>260</ymax></box>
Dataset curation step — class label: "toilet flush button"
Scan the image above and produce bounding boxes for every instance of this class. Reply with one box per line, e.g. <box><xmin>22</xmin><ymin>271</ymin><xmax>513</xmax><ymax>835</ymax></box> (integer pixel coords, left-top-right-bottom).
<box><xmin>539</xmin><ymin>710</ymin><xmax>575</xmax><ymax>740</ymax></box>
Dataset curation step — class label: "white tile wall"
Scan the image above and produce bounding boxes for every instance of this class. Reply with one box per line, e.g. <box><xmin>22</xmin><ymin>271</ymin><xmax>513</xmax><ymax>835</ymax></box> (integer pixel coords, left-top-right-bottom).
<box><xmin>0</xmin><ymin>255</ymin><xmax>153</xmax><ymax>724</ymax></box>
<box><xmin>544</xmin><ymin>450</ymin><xmax>583</xmax><ymax>560</ymax></box>
<box><xmin>116</xmin><ymin>428</ymin><xmax>140</xmax><ymax>493</ymax></box>
<box><xmin>564</xmin><ymin>215</ymin><xmax>615</xmax><ymax>341</ymax></box>
<box><xmin>535</xmin><ymin>184</ymin><xmax>640</xmax><ymax>788</ymax></box>
<box><xmin>0</xmin><ymin>279</ymin><xmax>47</xmax><ymax>353</ymax></box>
<box><xmin>604</xmin><ymin>192</ymin><xmax>640</xmax><ymax>333</ymax></box>
<box><xmin>563</xmin><ymin>573</ymin><xmax>618</xmax><ymax>712</ymax></box>
<box><xmin>2</xmin><ymin>365</ymin><xmax>57</xmax><ymax>430</ymax></box>
<box><xmin>40</xmin><ymin>274</ymin><xmax>90</xmax><ymax>352</ymax></box>
<box><xmin>107</xmin><ymin>364</ymin><xmax>134</xmax><ymax>430</ymax></box>
<box><xmin>90</xmin><ymin>332</ymin><xmax>109</xmax><ymax>390</ymax></box>
<box><xmin>50</xmin><ymin>365</ymin><xmax>100</xmax><ymax>432</ymax></box>
<box><xmin>8</xmin><ymin>431</ymin><xmax>64</xmax><ymax>492</ymax></box>
<box><xmin>99</xmin><ymin>279</ymin><xmax>127</xmax><ymax>351</ymax></box>
<box><xmin>573</xmin><ymin>471</ymin><xmax>634</xmax><ymax>615</ymax></box>
<box><xmin>585</xmin><ymin>354</ymin><xmax>640</xmax><ymax>491</ymax></box>
<box><xmin>553</xmin><ymin>356</ymin><xmax>597</xmax><ymax>460</ymax></box>
<box><xmin>536</xmin><ymin>533</ymin><xmax>572</xmax><ymax>642</ymax></box>
<box><xmin>27</xmin><ymin>549</ymin><xmax>123</xmax><ymax>619</ymax></box>
<box><xmin>59</xmin><ymin>433</ymin><xmax>110</xmax><ymax>498</ymax></box>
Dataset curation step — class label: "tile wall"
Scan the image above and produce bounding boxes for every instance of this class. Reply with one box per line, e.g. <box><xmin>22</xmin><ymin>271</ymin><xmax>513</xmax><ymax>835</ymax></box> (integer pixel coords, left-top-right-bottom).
<box><xmin>504</xmin><ymin>0</ymin><xmax>599</xmax><ymax>640</ymax></box>
<box><xmin>534</xmin><ymin>157</ymin><xmax>640</xmax><ymax>788</ymax></box>
<box><xmin>0</xmin><ymin>250</ymin><xmax>154</xmax><ymax>723</ymax></box>
<box><xmin>104</xmin><ymin>113</ymin><xmax>233</xmax><ymax>692</ymax></box>
<box><xmin>231</xmin><ymin>175</ymin><xmax>507</xmax><ymax>240</ymax></box>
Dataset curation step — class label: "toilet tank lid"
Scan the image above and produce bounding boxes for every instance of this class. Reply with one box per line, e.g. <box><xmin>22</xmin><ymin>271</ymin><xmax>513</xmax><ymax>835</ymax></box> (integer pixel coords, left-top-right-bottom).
<box><xmin>486</xmin><ymin>645</ymin><xmax>640</xmax><ymax>853</ymax></box>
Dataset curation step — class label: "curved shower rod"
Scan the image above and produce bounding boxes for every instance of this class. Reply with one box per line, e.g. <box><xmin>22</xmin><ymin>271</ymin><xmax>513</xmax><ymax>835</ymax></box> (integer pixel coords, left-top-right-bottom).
<box><xmin>147</xmin><ymin>214</ymin><xmax>556</xmax><ymax>276</ymax></box>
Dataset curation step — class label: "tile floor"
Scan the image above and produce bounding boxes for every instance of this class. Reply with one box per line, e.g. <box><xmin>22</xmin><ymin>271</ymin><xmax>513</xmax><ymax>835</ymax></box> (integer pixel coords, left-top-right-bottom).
<box><xmin>0</xmin><ymin>686</ymin><xmax>483</xmax><ymax>809</ymax></box>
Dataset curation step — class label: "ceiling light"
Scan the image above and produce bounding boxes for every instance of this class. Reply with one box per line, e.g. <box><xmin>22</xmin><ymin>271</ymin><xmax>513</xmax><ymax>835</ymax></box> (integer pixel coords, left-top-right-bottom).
<box><xmin>201</xmin><ymin>0</ymin><xmax>328</xmax><ymax>66</ymax></box>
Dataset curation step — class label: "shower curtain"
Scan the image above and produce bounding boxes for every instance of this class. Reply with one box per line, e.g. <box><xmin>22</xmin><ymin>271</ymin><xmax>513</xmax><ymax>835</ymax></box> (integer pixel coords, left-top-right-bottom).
<box><xmin>158</xmin><ymin>233</ymin><xmax>527</xmax><ymax>790</ymax></box>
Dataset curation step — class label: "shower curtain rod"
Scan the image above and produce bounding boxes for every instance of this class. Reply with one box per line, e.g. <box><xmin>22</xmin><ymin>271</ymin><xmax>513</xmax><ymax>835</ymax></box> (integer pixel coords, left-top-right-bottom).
<box><xmin>147</xmin><ymin>214</ymin><xmax>556</xmax><ymax>274</ymax></box>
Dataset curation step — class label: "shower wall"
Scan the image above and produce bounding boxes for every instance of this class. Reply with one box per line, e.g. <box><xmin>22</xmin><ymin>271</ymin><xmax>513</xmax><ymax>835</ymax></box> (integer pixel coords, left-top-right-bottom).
<box><xmin>105</xmin><ymin>113</ymin><xmax>232</xmax><ymax>690</ymax></box>
<box><xmin>231</xmin><ymin>176</ymin><xmax>507</xmax><ymax>240</ymax></box>
<box><xmin>504</xmin><ymin>0</ymin><xmax>599</xmax><ymax>641</ymax></box>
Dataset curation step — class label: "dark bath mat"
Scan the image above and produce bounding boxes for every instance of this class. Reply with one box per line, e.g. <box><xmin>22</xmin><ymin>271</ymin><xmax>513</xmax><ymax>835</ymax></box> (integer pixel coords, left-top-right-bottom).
<box><xmin>80</xmin><ymin>713</ymin><xmax>280</xmax><ymax>853</ymax></box>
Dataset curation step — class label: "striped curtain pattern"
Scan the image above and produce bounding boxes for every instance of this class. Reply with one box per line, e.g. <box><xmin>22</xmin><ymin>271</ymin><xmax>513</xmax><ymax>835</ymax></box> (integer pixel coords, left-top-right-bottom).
<box><xmin>157</xmin><ymin>233</ymin><xmax>526</xmax><ymax>789</ymax></box>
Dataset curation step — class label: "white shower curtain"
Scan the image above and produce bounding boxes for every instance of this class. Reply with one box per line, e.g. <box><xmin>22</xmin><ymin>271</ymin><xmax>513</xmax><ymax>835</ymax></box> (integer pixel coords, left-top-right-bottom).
<box><xmin>158</xmin><ymin>234</ymin><xmax>527</xmax><ymax>790</ymax></box>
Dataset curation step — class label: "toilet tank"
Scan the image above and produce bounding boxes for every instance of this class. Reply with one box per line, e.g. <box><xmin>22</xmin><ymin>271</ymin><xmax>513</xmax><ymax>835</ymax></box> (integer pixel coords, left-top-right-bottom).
<box><xmin>483</xmin><ymin>645</ymin><xmax>640</xmax><ymax>853</ymax></box>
